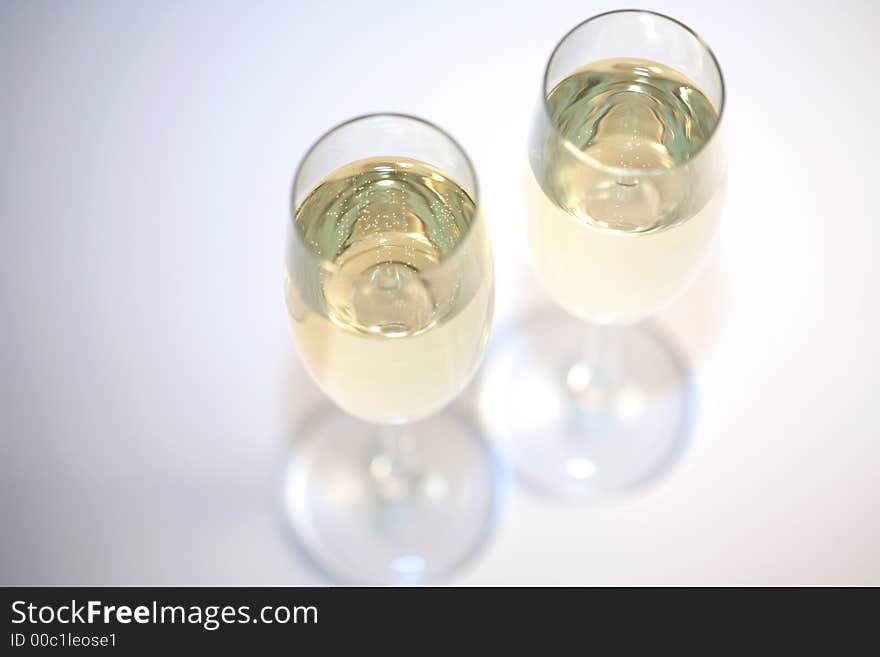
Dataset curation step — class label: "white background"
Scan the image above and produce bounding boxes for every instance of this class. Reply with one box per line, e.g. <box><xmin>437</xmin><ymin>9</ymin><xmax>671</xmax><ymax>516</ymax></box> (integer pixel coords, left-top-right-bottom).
<box><xmin>2</xmin><ymin>0</ymin><xmax>878</xmax><ymax>585</ymax></box>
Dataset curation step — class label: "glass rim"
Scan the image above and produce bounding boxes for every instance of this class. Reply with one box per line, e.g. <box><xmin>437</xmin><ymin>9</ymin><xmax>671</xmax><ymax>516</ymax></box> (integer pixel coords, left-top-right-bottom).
<box><xmin>540</xmin><ymin>9</ymin><xmax>726</xmax><ymax>177</ymax></box>
<box><xmin>290</xmin><ymin>112</ymin><xmax>482</xmax><ymax>272</ymax></box>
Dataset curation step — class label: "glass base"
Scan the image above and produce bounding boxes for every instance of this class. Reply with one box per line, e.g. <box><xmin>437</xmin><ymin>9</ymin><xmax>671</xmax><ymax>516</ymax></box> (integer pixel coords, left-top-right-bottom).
<box><xmin>479</xmin><ymin>306</ymin><xmax>695</xmax><ymax>502</ymax></box>
<box><xmin>281</xmin><ymin>408</ymin><xmax>501</xmax><ymax>584</ymax></box>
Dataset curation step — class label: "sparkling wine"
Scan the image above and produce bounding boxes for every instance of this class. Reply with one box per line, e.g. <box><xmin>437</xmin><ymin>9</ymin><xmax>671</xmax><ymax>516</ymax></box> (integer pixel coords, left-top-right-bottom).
<box><xmin>527</xmin><ymin>57</ymin><xmax>724</xmax><ymax>323</ymax></box>
<box><xmin>287</xmin><ymin>157</ymin><xmax>493</xmax><ymax>422</ymax></box>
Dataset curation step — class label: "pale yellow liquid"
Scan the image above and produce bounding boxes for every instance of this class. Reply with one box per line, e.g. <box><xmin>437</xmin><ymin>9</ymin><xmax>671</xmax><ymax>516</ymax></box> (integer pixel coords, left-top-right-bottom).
<box><xmin>287</xmin><ymin>157</ymin><xmax>493</xmax><ymax>423</ymax></box>
<box><xmin>528</xmin><ymin>57</ymin><xmax>723</xmax><ymax>323</ymax></box>
<box><xmin>526</xmin><ymin>166</ymin><xmax>724</xmax><ymax>323</ymax></box>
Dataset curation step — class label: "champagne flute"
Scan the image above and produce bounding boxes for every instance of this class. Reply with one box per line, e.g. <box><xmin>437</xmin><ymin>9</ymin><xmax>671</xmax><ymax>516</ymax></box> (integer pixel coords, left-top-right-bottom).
<box><xmin>481</xmin><ymin>11</ymin><xmax>726</xmax><ymax>500</ymax></box>
<box><xmin>283</xmin><ymin>114</ymin><xmax>497</xmax><ymax>582</ymax></box>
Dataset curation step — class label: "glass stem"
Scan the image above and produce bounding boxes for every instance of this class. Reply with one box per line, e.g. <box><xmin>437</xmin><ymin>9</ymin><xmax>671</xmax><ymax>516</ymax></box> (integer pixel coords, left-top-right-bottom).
<box><xmin>379</xmin><ymin>424</ymin><xmax>414</xmax><ymax>469</ymax></box>
<box><xmin>570</xmin><ymin>323</ymin><xmax>620</xmax><ymax>407</ymax></box>
<box><xmin>373</xmin><ymin>424</ymin><xmax>420</xmax><ymax>500</ymax></box>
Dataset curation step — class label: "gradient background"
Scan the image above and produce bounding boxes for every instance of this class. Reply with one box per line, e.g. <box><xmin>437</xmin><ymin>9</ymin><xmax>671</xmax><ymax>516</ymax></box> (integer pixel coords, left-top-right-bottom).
<box><xmin>2</xmin><ymin>0</ymin><xmax>878</xmax><ymax>585</ymax></box>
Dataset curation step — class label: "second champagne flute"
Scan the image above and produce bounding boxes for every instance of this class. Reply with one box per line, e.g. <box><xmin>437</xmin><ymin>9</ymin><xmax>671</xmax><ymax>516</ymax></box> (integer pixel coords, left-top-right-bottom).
<box><xmin>283</xmin><ymin>114</ymin><xmax>497</xmax><ymax>583</ymax></box>
<box><xmin>481</xmin><ymin>11</ymin><xmax>726</xmax><ymax>501</ymax></box>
